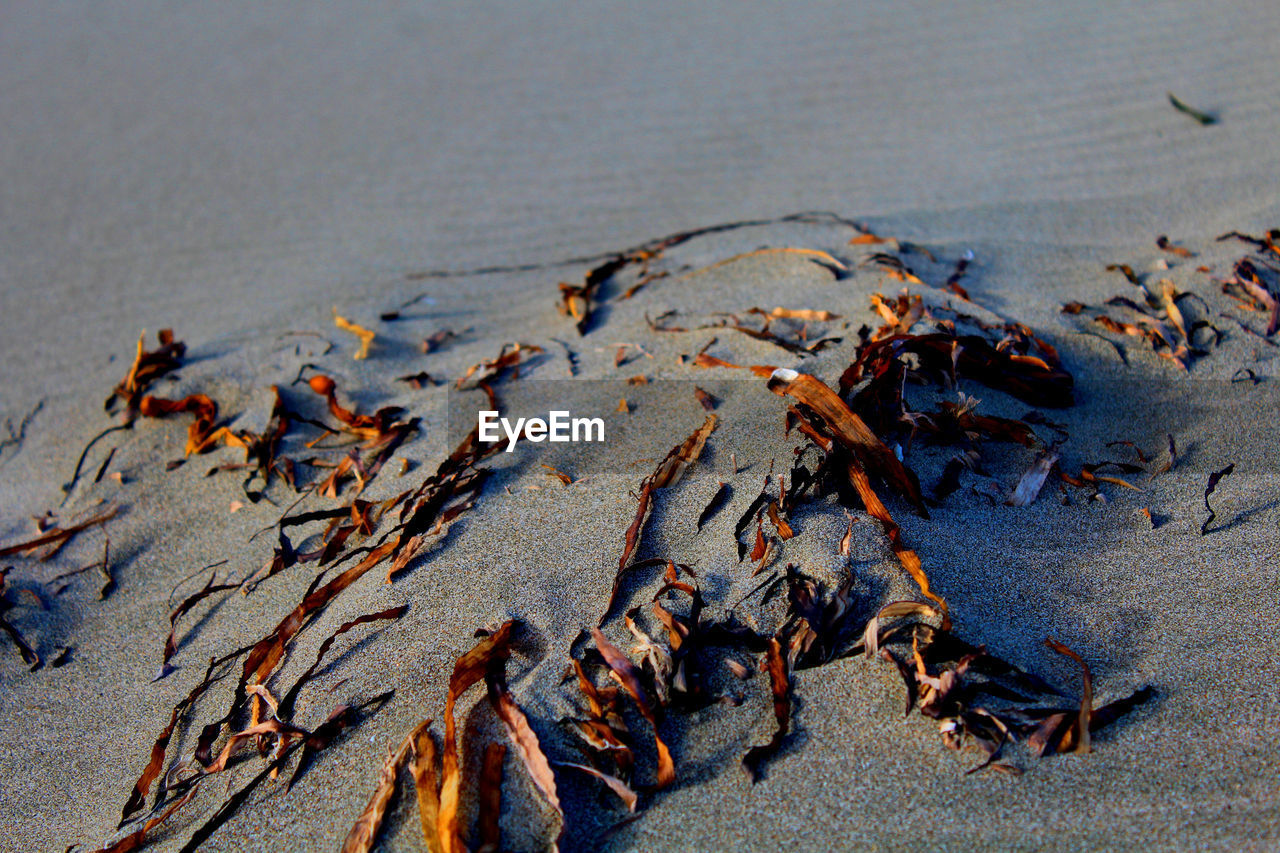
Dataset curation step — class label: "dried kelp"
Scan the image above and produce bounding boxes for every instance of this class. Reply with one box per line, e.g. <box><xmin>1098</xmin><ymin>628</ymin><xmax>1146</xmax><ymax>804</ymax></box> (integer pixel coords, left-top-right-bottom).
<box><xmin>557</xmin><ymin>762</ymin><xmax>638</xmax><ymax>812</ymax></box>
<box><xmin>334</xmin><ymin>309</ymin><xmax>376</xmax><ymax>360</ymax></box>
<box><xmin>0</xmin><ymin>505</ymin><xmax>119</xmax><ymax>561</ymax></box>
<box><xmin>591</xmin><ymin>627</ymin><xmax>675</xmax><ymax>788</ymax></box>
<box><xmin>106</xmin><ymin>330</ymin><xmax>187</xmax><ymax>420</ymax></box>
<box><xmin>409</xmin><ymin>721</ymin><xmax>443</xmax><ymax>853</ymax></box>
<box><xmin>648</xmin><ymin>309</ymin><xmax>841</xmax><ymax>356</ymax></box>
<box><xmin>476</xmin><ymin>742</ymin><xmax>506</xmax><ymax>852</ymax></box>
<box><xmin>606</xmin><ymin>414</ymin><xmax>717</xmax><ymax>621</ymax></box>
<box><xmin>276</xmin><ymin>605</ymin><xmax>408</xmax><ymax>719</ymax></box>
<box><xmin>1168</xmin><ymin>92</ymin><xmax>1216</xmax><ymax>125</ymax></box>
<box><xmin>1064</xmin><ymin>270</ymin><xmax>1219</xmax><ymax>370</ymax></box>
<box><xmin>485</xmin><ymin>644</ymin><xmax>562</xmax><ymax>842</ymax></box>
<box><xmin>766</xmin><ymin>369</ymin><xmax>925</xmax><ymax>512</ymax></box>
<box><xmin>456</xmin><ymin>343</ymin><xmax>544</xmax><ymax>389</ymax></box>
<box><xmin>742</xmin><ymin>637</ymin><xmax>790</xmax><ymax>781</ymax></box>
<box><xmin>1006</xmin><ymin>451</ymin><xmax>1060</xmax><ymax>507</ymax></box>
<box><xmin>156</xmin><ymin>573</ymin><xmax>240</xmax><ymax>681</ymax></box>
<box><xmin>137</xmin><ymin>394</ymin><xmax>222</xmax><ymax>456</ymax></box>
<box><xmin>341</xmin><ymin>734</ymin><xmax>414</xmax><ymax>853</ymax></box>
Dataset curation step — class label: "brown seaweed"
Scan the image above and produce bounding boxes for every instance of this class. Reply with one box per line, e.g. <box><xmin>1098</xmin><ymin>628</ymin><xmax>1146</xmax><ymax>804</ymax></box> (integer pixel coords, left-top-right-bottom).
<box><xmin>742</xmin><ymin>637</ymin><xmax>791</xmax><ymax>781</ymax></box>
<box><xmin>606</xmin><ymin>414</ymin><xmax>717</xmax><ymax>622</ymax></box>
<box><xmin>155</xmin><ymin>573</ymin><xmax>240</xmax><ymax>681</ymax></box>
<box><xmin>106</xmin><ymin>330</ymin><xmax>186</xmax><ymax>419</ymax></box>
<box><xmin>340</xmin><ymin>734</ymin><xmax>414</xmax><ymax>853</ymax></box>
<box><xmin>333</xmin><ymin>309</ymin><xmax>376</xmax><ymax>360</ymax></box>
<box><xmin>592</xmin><ymin>627</ymin><xmax>675</xmax><ymax>788</ymax></box>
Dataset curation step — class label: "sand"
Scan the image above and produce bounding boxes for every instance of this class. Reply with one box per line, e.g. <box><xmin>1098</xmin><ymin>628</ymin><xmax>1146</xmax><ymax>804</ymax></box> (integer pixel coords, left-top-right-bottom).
<box><xmin>2</xmin><ymin>3</ymin><xmax>1280</xmax><ymax>852</ymax></box>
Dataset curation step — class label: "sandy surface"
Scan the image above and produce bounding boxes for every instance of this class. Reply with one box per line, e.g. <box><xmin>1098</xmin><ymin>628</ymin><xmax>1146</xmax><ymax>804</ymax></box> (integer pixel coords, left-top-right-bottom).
<box><xmin>2</xmin><ymin>3</ymin><xmax>1279</xmax><ymax>852</ymax></box>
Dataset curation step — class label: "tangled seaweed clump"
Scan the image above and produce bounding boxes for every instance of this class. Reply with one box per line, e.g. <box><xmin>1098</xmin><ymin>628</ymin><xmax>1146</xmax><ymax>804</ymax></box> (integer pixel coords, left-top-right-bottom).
<box><xmin>9</xmin><ymin>214</ymin><xmax>1270</xmax><ymax>851</ymax></box>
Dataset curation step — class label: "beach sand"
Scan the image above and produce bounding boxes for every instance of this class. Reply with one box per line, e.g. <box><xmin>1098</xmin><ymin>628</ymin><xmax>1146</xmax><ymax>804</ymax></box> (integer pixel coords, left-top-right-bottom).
<box><xmin>2</xmin><ymin>3</ymin><xmax>1279</xmax><ymax>851</ymax></box>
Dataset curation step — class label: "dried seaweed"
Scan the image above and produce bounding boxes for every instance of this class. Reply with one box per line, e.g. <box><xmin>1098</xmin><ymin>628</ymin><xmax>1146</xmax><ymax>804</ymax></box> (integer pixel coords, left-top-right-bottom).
<box><xmin>606</xmin><ymin>414</ymin><xmax>717</xmax><ymax>621</ymax></box>
<box><xmin>138</xmin><ymin>394</ymin><xmax>222</xmax><ymax>456</ymax></box>
<box><xmin>106</xmin><ymin>330</ymin><xmax>186</xmax><ymax>419</ymax></box>
<box><xmin>334</xmin><ymin>309</ymin><xmax>376</xmax><ymax>360</ymax></box>
<box><xmin>591</xmin><ymin>627</ymin><xmax>675</xmax><ymax>788</ymax></box>
<box><xmin>155</xmin><ymin>573</ymin><xmax>240</xmax><ymax>681</ymax></box>
<box><xmin>1168</xmin><ymin>92</ymin><xmax>1216</xmax><ymax>125</ymax></box>
<box><xmin>409</xmin><ymin>721</ymin><xmax>443</xmax><ymax>853</ymax></box>
<box><xmin>0</xmin><ymin>505</ymin><xmax>119</xmax><ymax>561</ymax></box>
<box><xmin>276</xmin><ymin>605</ymin><xmax>408</xmax><ymax>719</ymax></box>
<box><xmin>341</xmin><ymin>734</ymin><xmax>414</xmax><ymax>853</ymax></box>
<box><xmin>174</xmin><ymin>691</ymin><xmax>391</xmax><ymax>853</ymax></box>
<box><xmin>767</xmin><ymin>369</ymin><xmax>924</xmax><ymax>512</ymax></box>
<box><xmin>1032</xmin><ymin>639</ymin><xmax>1093</xmax><ymax>756</ymax></box>
<box><xmin>649</xmin><ymin>309</ymin><xmax>841</xmax><ymax>356</ymax></box>
<box><xmin>485</xmin><ymin>641</ymin><xmax>563</xmax><ymax>842</ymax></box>
<box><xmin>1156</xmin><ymin>235</ymin><xmax>1195</xmax><ymax>258</ymax></box>
<box><xmin>476</xmin><ymin>743</ymin><xmax>506</xmax><ymax>853</ymax></box>
<box><xmin>557</xmin><ymin>762</ymin><xmax>638</xmax><ymax>811</ymax></box>
<box><xmin>742</xmin><ymin>637</ymin><xmax>790</xmax><ymax>781</ymax></box>
<box><xmin>456</xmin><ymin>343</ymin><xmax>544</xmax><ymax>389</ymax></box>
